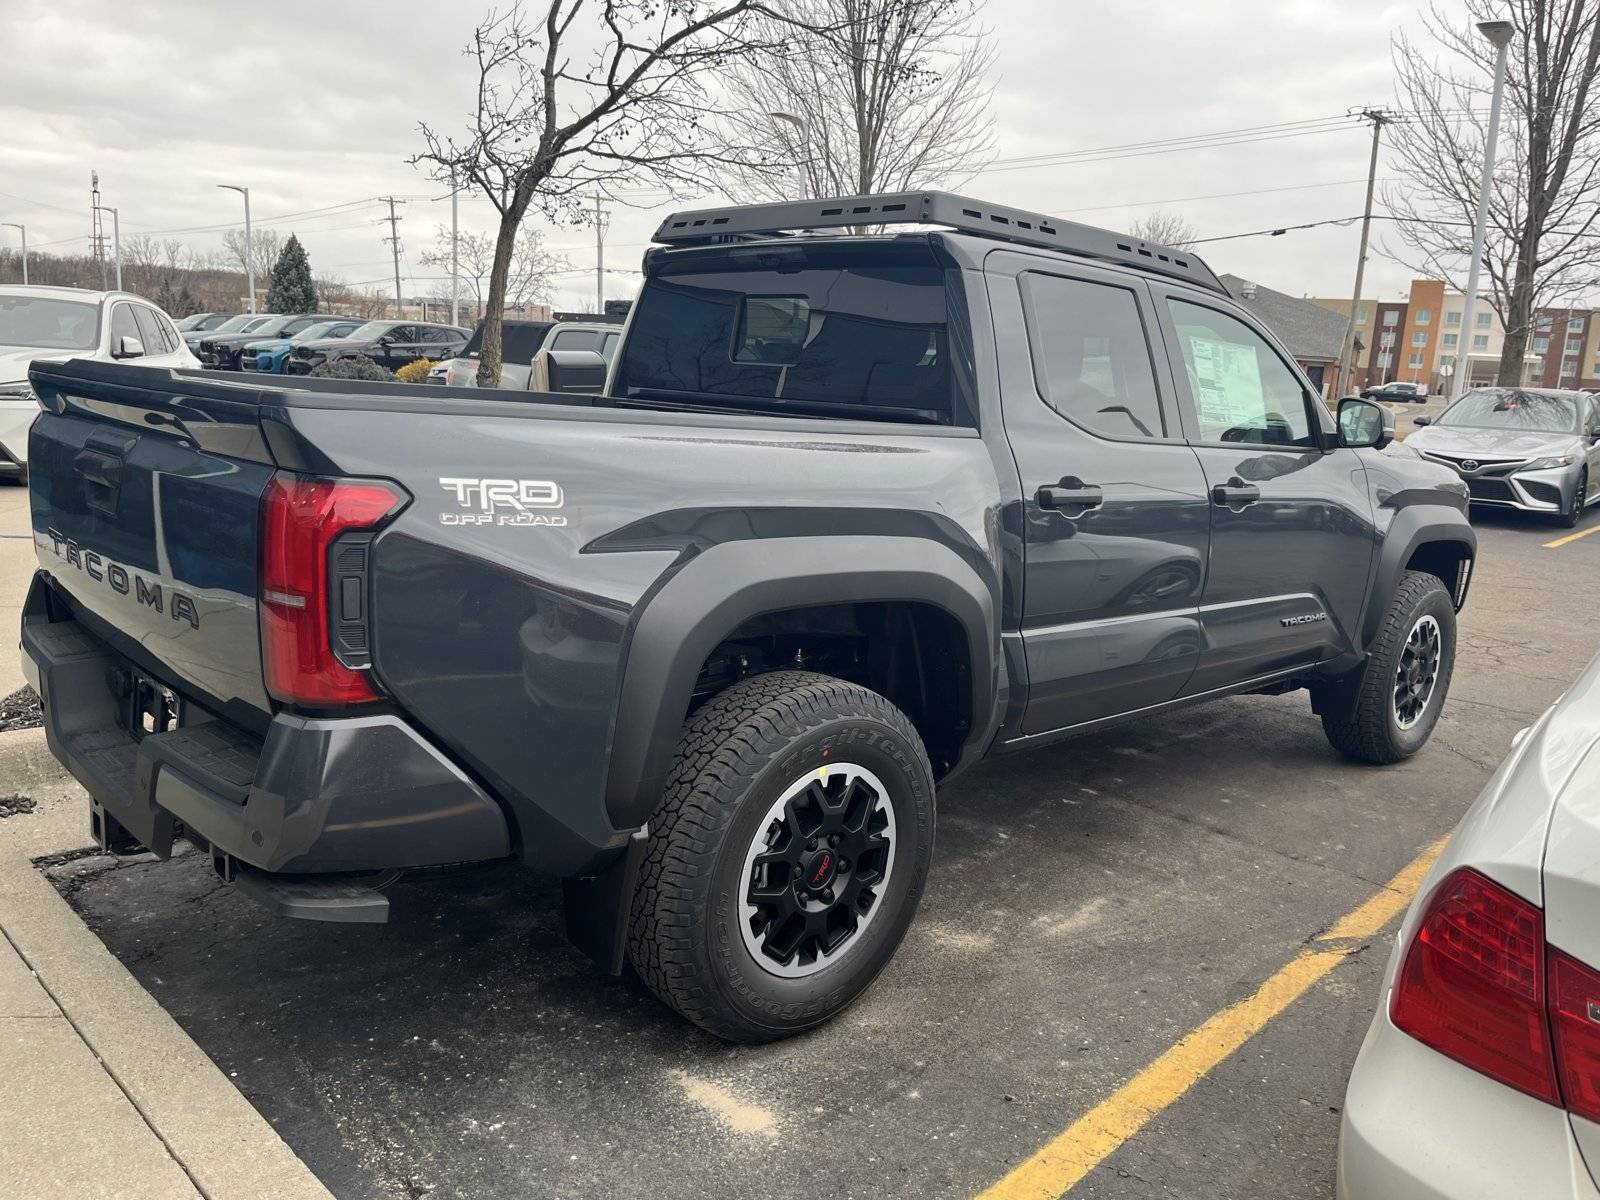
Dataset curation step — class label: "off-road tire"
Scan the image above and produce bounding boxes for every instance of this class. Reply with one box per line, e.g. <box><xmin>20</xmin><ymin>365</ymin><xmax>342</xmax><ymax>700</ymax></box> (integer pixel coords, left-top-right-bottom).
<box><xmin>627</xmin><ymin>670</ymin><xmax>935</xmax><ymax>1043</ymax></box>
<box><xmin>1321</xmin><ymin>570</ymin><xmax>1456</xmax><ymax>764</ymax></box>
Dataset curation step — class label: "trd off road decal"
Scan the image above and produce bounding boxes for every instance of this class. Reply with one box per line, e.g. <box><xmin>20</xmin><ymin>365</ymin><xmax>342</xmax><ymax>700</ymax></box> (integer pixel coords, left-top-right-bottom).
<box><xmin>438</xmin><ymin>478</ymin><xmax>568</xmax><ymax>527</ymax></box>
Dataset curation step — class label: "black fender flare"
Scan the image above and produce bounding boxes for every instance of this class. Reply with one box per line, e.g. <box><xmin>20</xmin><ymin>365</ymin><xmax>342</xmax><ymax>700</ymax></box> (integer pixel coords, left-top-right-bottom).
<box><xmin>602</xmin><ymin>535</ymin><xmax>1000</xmax><ymax>831</ymax></box>
<box><xmin>1360</xmin><ymin>504</ymin><xmax>1476</xmax><ymax>649</ymax></box>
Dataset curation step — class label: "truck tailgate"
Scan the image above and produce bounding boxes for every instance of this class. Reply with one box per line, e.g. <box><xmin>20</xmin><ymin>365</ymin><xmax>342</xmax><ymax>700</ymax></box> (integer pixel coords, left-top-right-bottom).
<box><xmin>28</xmin><ymin>364</ymin><xmax>277</xmax><ymax>722</ymax></box>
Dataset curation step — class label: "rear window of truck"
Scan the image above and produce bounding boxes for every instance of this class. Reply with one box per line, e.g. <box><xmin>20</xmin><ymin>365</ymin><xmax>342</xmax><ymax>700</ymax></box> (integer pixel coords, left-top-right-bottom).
<box><xmin>613</xmin><ymin>240</ymin><xmax>966</xmax><ymax>426</ymax></box>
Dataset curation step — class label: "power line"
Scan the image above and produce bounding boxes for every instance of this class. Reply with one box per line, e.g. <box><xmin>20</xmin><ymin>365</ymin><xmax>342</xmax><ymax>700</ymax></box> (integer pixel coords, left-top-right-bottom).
<box><xmin>1047</xmin><ymin>176</ymin><xmax>1383</xmax><ymax>215</ymax></box>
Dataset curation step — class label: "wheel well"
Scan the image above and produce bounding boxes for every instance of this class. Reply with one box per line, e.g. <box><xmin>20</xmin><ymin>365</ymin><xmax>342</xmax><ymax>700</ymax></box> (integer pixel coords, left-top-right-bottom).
<box><xmin>690</xmin><ymin>601</ymin><xmax>973</xmax><ymax>778</ymax></box>
<box><xmin>1404</xmin><ymin>540</ymin><xmax>1473</xmax><ymax>607</ymax></box>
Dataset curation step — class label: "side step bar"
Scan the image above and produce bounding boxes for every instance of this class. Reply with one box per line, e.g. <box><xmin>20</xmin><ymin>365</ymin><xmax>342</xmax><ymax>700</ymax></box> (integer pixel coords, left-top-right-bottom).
<box><xmin>223</xmin><ymin>858</ymin><xmax>400</xmax><ymax>924</ymax></box>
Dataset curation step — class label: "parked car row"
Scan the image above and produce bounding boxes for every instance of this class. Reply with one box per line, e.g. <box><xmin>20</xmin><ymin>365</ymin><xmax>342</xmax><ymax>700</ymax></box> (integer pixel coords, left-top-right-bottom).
<box><xmin>286</xmin><ymin>320</ymin><xmax>470</xmax><ymax>375</ymax></box>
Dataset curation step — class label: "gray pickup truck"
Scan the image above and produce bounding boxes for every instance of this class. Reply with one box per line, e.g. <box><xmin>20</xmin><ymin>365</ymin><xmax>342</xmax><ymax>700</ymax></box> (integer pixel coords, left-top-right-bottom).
<box><xmin>21</xmin><ymin>192</ymin><xmax>1475</xmax><ymax>1042</ymax></box>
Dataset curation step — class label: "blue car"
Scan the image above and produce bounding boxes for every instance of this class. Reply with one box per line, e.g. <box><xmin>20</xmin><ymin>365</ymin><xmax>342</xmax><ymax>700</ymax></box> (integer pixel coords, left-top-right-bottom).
<box><xmin>240</xmin><ymin>320</ymin><xmax>362</xmax><ymax>373</ymax></box>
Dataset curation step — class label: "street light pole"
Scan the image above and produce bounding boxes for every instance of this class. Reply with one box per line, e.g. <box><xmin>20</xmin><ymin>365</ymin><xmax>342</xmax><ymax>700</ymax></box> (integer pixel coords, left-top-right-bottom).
<box><xmin>450</xmin><ymin>171</ymin><xmax>460</xmax><ymax>327</ymax></box>
<box><xmin>1454</xmin><ymin>18</ymin><xmax>1516</xmax><ymax>400</ymax></box>
<box><xmin>1</xmin><ymin>224</ymin><xmax>25</xmax><ymax>285</ymax></box>
<box><xmin>217</xmin><ymin>184</ymin><xmax>255</xmax><ymax>313</ymax></box>
<box><xmin>769</xmin><ymin>110</ymin><xmax>807</xmax><ymax>198</ymax></box>
<box><xmin>93</xmin><ymin>205</ymin><xmax>122</xmax><ymax>290</ymax></box>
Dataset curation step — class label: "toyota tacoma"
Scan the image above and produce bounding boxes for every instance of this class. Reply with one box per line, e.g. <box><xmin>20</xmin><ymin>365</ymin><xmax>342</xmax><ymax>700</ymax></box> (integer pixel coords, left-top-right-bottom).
<box><xmin>19</xmin><ymin>192</ymin><xmax>1475</xmax><ymax>1042</ymax></box>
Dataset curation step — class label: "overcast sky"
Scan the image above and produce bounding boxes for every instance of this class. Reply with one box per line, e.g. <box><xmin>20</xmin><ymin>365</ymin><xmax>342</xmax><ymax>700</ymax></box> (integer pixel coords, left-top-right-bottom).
<box><xmin>1</xmin><ymin>0</ymin><xmax>1445</xmax><ymax>313</ymax></box>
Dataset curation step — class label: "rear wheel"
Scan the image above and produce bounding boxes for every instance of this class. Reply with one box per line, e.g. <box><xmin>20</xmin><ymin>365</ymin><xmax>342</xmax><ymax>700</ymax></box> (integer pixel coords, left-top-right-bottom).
<box><xmin>1321</xmin><ymin>570</ymin><xmax>1456</xmax><ymax>764</ymax></box>
<box><xmin>628</xmin><ymin>670</ymin><xmax>935</xmax><ymax>1042</ymax></box>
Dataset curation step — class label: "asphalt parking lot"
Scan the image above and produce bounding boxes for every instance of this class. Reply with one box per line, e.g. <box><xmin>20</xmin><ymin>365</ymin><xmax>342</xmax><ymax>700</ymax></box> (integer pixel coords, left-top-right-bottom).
<box><xmin>44</xmin><ymin>492</ymin><xmax>1600</xmax><ymax>1200</ymax></box>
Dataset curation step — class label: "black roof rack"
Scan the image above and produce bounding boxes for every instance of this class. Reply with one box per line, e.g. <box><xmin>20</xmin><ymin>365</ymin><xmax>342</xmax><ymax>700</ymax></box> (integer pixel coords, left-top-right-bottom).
<box><xmin>652</xmin><ymin>190</ymin><xmax>1225</xmax><ymax>295</ymax></box>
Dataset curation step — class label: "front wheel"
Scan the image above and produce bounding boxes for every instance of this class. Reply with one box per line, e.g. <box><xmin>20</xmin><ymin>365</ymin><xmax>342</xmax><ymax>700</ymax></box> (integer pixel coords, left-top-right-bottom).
<box><xmin>1557</xmin><ymin>469</ymin><xmax>1588</xmax><ymax>529</ymax></box>
<box><xmin>628</xmin><ymin>671</ymin><xmax>935</xmax><ymax>1043</ymax></box>
<box><xmin>1320</xmin><ymin>570</ymin><xmax>1456</xmax><ymax>764</ymax></box>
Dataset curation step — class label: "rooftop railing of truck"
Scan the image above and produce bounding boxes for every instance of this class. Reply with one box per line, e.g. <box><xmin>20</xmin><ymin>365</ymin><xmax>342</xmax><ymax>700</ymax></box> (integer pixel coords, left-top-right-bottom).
<box><xmin>650</xmin><ymin>191</ymin><xmax>1226</xmax><ymax>296</ymax></box>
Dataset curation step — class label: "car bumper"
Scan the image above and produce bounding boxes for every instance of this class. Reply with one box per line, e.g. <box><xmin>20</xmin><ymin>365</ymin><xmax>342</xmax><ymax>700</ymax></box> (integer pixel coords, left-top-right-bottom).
<box><xmin>285</xmin><ymin>358</ymin><xmax>320</xmax><ymax>375</ymax></box>
<box><xmin>0</xmin><ymin>398</ymin><xmax>37</xmax><ymax>468</ymax></box>
<box><xmin>21</xmin><ymin>575</ymin><xmax>511</xmax><ymax>877</ymax></box>
<box><xmin>1339</xmin><ymin>1002</ymin><xmax>1600</xmax><ymax>1200</ymax></box>
<box><xmin>1458</xmin><ymin>464</ymin><xmax>1581</xmax><ymax>513</ymax></box>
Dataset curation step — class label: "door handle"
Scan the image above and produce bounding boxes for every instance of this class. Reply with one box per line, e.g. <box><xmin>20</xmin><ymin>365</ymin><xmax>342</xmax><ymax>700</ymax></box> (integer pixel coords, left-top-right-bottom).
<box><xmin>1211</xmin><ymin>477</ymin><xmax>1261</xmax><ymax>507</ymax></box>
<box><xmin>1036</xmin><ymin>478</ymin><xmax>1104</xmax><ymax>511</ymax></box>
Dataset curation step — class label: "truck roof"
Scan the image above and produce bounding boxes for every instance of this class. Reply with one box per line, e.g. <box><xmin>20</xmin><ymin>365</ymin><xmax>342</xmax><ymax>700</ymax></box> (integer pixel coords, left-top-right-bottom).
<box><xmin>652</xmin><ymin>190</ymin><xmax>1224</xmax><ymax>295</ymax></box>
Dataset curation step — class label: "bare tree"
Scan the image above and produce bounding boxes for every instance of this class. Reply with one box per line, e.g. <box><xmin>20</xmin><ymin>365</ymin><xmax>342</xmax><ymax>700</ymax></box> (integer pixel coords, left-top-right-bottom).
<box><xmin>1127</xmin><ymin>210</ymin><xmax>1198</xmax><ymax>249</ymax></box>
<box><xmin>1386</xmin><ymin>0</ymin><xmax>1600</xmax><ymax>385</ymax></box>
<box><xmin>419</xmin><ymin>223</ymin><xmax>568</xmax><ymax>311</ymax></box>
<box><xmin>414</xmin><ymin>1</ymin><xmax>806</xmax><ymax>386</ymax></box>
<box><xmin>221</xmin><ymin>227</ymin><xmax>285</xmax><ymax>301</ymax></box>
<box><xmin>717</xmin><ymin>0</ymin><xmax>995</xmax><ymax>204</ymax></box>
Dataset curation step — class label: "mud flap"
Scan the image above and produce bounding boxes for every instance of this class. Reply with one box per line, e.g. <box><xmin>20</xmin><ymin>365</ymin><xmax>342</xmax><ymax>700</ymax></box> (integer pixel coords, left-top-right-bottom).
<box><xmin>562</xmin><ymin>827</ymin><xmax>648</xmax><ymax>976</ymax></box>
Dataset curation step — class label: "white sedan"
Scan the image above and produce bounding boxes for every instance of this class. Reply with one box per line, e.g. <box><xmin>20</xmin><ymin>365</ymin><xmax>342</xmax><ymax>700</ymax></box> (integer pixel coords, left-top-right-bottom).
<box><xmin>1339</xmin><ymin>649</ymin><xmax>1600</xmax><ymax>1198</ymax></box>
<box><xmin>0</xmin><ymin>285</ymin><xmax>198</xmax><ymax>481</ymax></box>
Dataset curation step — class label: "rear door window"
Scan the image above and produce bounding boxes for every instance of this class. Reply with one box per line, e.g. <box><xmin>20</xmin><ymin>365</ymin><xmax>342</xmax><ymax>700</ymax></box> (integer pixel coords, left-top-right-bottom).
<box><xmin>613</xmin><ymin>240</ymin><xmax>966</xmax><ymax>425</ymax></box>
<box><xmin>1020</xmin><ymin>272</ymin><xmax>1166</xmax><ymax>439</ymax></box>
<box><xmin>132</xmin><ymin>306</ymin><xmax>172</xmax><ymax>354</ymax></box>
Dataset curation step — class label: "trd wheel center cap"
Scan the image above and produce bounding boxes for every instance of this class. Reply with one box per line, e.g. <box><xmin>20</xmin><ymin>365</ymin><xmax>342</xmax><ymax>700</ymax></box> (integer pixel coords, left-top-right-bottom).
<box><xmin>801</xmin><ymin>848</ymin><xmax>838</xmax><ymax>892</ymax></box>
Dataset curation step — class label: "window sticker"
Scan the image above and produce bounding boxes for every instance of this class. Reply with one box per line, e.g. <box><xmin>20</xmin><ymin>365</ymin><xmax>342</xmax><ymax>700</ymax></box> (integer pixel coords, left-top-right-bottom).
<box><xmin>1182</xmin><ymin>331</ymin><xmax>1263</xmax><ymax>428</ymax></box>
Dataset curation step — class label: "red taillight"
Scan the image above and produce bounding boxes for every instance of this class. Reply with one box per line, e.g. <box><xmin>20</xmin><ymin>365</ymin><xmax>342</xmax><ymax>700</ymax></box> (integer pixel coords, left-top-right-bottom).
<box><xmin>1391</xmin><ymin>867</ymin><xmax>1559</xmax><ymax>1104</ymax></box>
<box><xmin>259</xmin><ymin>473</ymin><xmax>404</xmax><ymax>707</ymax></box>
<box><xmin>1550</xmin><ymin>949</ymin><xmax>1600</xmax><ymax>1123</ymax></box>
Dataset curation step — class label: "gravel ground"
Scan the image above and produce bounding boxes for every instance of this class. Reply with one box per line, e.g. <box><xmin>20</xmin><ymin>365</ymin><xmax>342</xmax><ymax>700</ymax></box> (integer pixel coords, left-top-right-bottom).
<box><xmin>0</xmin><ymin>686</ymin><xmax>42</xmax><ymax>733</ymax></box>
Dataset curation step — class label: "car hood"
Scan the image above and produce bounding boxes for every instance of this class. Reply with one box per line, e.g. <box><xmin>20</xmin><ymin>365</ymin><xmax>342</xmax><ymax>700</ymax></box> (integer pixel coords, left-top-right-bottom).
<box><xmin>243</xmin><ymin>338</ymin><xmax>292</xmax><ymax>352</ymax></box>
<box><xmin>295</xmin><ymin>337</ymin><xmax>364</xmax><ymax>353</ymax></box>
<box><xmin>1406</xmin><ymin>425</ymin><xmax>1579</xmax><ymax>459</ymax></box>
<box><xmin>0</xmin><ymin>347</ymin><xmax>79</xmax><ymax>386</ymax></box>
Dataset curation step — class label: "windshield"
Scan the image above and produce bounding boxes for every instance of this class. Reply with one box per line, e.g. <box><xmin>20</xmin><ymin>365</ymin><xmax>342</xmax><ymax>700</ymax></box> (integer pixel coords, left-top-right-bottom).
<box><xmin>292</xmin><ymin>322</ymin><xmax>352</xmax><ymax>342</ymax></box>
<box><xmin>346</xmin><ymin>321</ymin><xmax>397</xmax><ymax>341</ymax></box>
<box><xmin>175</xmin><ymin>313</ymin><xmax>215</xmax><ymax>331</ymax></box>
<box><xmin>0</xmin><ymin>296</ymin><xmax>100</xmax><ymax>351</ymax></box>
<box><xmin>612</xmin><ymin>241</ymin><xmax>964</xmax><ymax>425</ymax></box>
<box><xmin>1436</xmin><ymin>389</ymin><xmax>1579</xmax><ymax>434</ymax></box>
<box><xmin>209</xmin><ymin>314</ymin><xmax>262</xmax><ymax>334</ymax></box>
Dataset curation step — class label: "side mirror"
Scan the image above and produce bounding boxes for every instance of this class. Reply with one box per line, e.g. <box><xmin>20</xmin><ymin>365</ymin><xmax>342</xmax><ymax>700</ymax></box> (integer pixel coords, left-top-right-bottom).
<box><xmin>1337</xmin><ymin>397</ymin><xmax>1394</xmax><ymax>449</ymax></box>
<box><xmin>1413</xmin><ymin>415</ymin><xmax>1433</xmax><ymax>427</ymax></box>
<box><xmin>112</xmin><ymin>335</ymin><xmax>145</xmax><ymax>360</ymax></box>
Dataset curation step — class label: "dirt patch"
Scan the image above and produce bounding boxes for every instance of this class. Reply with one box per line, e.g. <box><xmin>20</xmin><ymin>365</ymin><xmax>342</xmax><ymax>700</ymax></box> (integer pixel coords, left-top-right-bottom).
<box><xmin>0</xmin><ymin>686</ymin><xmax>42</xmax><ymax>733</ymax></box>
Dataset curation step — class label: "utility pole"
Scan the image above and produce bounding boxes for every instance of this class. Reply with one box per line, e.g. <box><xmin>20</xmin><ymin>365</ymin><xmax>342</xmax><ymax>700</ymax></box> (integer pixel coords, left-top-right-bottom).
<box><xmin>379</xmin><ymin>197</ymin><xmax>406</xmax><ymax>319</ymax></box>
<box><xmin>1336</xmin><ymin>108</ymin><xmax>1393</xmax><ymax>396</ymax></box>
<box><xmin>594</xmin><ymin>193</ymin><xmax>609</xmax><ymax>314</ymax></box>
<box><xmin>449</xmin><ymin>172</ymin><xmax>460</xmax><ymax>327</ymax></box>
<box><xmin>2</xmin><ymin>224</ymin><xmax>26</xmax><ymax>285</ymax></box>
<box><xmin>90</xmin><ymin>172</ymin><xmax>107</xmax><ymax>289</ymax></box>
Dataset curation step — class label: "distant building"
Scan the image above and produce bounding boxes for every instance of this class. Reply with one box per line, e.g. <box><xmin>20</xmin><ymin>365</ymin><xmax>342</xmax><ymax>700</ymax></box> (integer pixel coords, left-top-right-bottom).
<box><xmin>1220</xmin><ymin>274</ymin><xmax>1348</xmax><ymax>396</ymax></box>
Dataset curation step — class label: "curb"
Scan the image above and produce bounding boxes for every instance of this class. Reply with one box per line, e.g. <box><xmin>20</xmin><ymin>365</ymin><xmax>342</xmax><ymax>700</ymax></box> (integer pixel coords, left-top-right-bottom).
<box><xmin>0</xmin><ymin>728</ymin><xmax>334</xmax><ymax>1200</ymax></box>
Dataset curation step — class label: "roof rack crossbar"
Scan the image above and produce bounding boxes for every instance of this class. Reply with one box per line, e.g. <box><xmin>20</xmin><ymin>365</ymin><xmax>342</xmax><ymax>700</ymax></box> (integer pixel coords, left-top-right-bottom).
<box><xmin>651</xmin><ymin>190</ymin><xmax>1224</xmax><ymax>294</ymax></box>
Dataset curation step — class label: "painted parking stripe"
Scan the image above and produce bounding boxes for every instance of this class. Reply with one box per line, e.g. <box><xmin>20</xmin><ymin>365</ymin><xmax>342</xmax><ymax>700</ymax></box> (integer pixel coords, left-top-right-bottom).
<box><xmin>1545</xmin><ymin>523</ymin><xmax>1600</xmax><ymax>550</ymax></box>
<box><xmin>973</xmin><ymin>836</ymin><xmax>1449</xmax><ymax>1200</ymax></box>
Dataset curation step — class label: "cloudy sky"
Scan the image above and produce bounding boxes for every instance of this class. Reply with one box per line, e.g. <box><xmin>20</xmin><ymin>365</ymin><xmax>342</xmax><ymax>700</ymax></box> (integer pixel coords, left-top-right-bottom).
<box><xmin>1</xmin><ymin>0</ymin><xmax>1447</xmax><ymax>312</ymax></box>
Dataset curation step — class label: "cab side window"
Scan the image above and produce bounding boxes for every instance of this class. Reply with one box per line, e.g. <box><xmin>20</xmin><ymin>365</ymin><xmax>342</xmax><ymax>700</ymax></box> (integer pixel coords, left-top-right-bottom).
<box><xmin>108</xmin><ymin>304</ymin><xmax>143</xmax><ymax>356</ymax></box>
<box><xmin>132</xmin><ymin>306</ymin><xmax>171</xmax><ymax>355</ymax></box>
<box><xmin>1166</xmin><ymin>299</ymin><xmax>1316</xmax><ymax>448</ymax></box>
<box><xmin>1020</xmin><ymin>272</ymin><xmax>1166</xmax><ymax>439</ymax></box>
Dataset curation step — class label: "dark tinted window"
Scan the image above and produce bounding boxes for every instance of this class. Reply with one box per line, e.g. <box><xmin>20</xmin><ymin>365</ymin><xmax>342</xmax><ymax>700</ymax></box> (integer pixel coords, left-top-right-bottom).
<box><xmin>614</xmin><ymin>241</ymin><xmax>962</xmax><ymax>424</ymax></box>
<box><xmin>109</xmin><ymin>303</ymin><xmax>142</xmax><ymax>355</ymax></box>
<box><xmin>550</xmin><ymin>328</ymin><xmax>600</xmax><ymax>351</ymax></box>
<box><xmin>1021</xmin><ymin>272</ymin><xmax>1165</xmax><ymax>439</ymax></box>
<box><xmin>420</xmin><ymin>326</ymin><xmax>457</xmax><ymax>343</ymax></box>
<box><xmin>131</xmin><ymin>306</ymin><xmax>171</xmax><ymax>354</ymax></box>
<box><xmin>384</xmin><ymin>326</ymin><xmax>418</xmax><ymax>343</ymax></box>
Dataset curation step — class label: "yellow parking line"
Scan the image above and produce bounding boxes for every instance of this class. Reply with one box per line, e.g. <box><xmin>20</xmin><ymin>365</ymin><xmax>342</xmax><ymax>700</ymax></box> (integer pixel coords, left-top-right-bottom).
<box><xmin>974</xmin><ymin>836</ymin><xmax>1450</xmax><ymax>1200</ymax></box>
<box><xmin>1545</xmin><ymin>524</ymin><xmax>1600</xmax><ymax>549</ymax></box>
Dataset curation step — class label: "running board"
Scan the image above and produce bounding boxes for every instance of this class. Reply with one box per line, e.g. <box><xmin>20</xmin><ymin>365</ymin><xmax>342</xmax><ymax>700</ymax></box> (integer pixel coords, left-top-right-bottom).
<box><xmin>227</xmin><ymin>862</ymin><xmax>398</xmax><ymax>924</ymax></box>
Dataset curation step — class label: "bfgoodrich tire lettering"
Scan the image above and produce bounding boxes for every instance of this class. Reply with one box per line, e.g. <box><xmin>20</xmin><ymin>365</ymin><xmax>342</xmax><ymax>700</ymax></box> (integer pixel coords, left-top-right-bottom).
<box><xmin>627</xmin><ymin>670</ymin><xmax>935</xmax><ymax>1042</ymax></box>
<box><xmin>1321</xmin><ymin>570</ymin><xmax>1456</xmax><ymax>764</ymax></box>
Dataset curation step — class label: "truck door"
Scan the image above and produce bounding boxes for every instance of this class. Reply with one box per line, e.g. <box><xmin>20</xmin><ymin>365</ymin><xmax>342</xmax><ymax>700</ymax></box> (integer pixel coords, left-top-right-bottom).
<box><xmin>987</xmin><ymin>253</ymin><xmax>1211</xmax><ymax>736</ymax></box>
<box><xmin>1149</xmin><ymin>287</ymin><xmax>1375</xmax><ymax>693</ymax></box>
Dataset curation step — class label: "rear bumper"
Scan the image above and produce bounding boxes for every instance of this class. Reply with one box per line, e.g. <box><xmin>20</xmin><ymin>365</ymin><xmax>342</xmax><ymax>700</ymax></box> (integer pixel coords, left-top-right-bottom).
<box><xmin>1338</xmin><ymin>1003</ymin><xmax>1600</xmax><ymax>1200</ymax></box>
<box><xmin>21</xmin><ymin>579</ymin><xmax>511</xmax><ymax>875</ymax></box>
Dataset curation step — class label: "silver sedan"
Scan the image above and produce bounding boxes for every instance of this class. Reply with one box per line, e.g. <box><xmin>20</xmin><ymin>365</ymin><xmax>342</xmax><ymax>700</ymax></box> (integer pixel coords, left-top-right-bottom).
<box><xmin>1338</xmin><ymin>649</ymin><xmax>1600</xmax><ymax>1198</ymax></box>
<box><xmin>1407</xmin><ymin>388</ymin><xmax>1600</xmax><ymax>527</ymax></box>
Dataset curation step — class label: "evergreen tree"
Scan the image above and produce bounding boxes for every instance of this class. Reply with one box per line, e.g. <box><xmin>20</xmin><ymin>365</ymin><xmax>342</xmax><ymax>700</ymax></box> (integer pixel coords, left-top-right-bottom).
<box><xmin>175</xmin><ymin>286</ymin><xmax>200</xmax><ymax>318</ymax></box>
<box><xmin>154</xmin><ymin>278</ymin><xmax>178</xmax><ymax>316</ymax></box>
<box><xmin>265</xmin><ymin>234</ymin><xmax>317</xmax><ymax>313</ymax></box>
